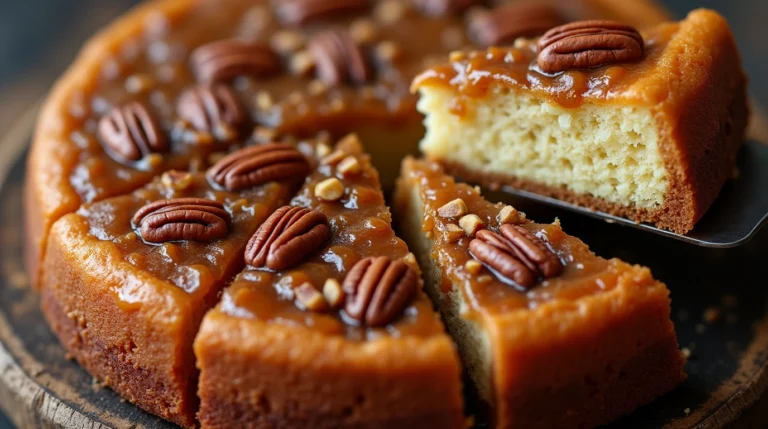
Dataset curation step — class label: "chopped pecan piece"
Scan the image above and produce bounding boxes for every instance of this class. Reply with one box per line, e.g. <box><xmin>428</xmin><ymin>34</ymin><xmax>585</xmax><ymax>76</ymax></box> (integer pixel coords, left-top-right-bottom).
<box><xmin>132</xmin><ymin>198</ymin><xmax>230</xmax><ymax>243</ymax></box>
<box><xmin>469</xmin><ymin>225</ymin><xmax>562</xmax><ymax>289</ymax></box>
<box><xmin>177</xmin><ymin>84</ymin><xmax>246</xmax><ymax>137</ymax></box>
<box><xmin>191</xmin><ymin>39</ymin><xmax>281</xmax><ymax>83</ymax></box>
<box><xmin>207</xmin><ymin>143</ymin><xmax>310</xmax><ymax>191</ymax></box>
<box><xmin>343</xmin><ymin>256</ymin><xmax>418</xmax><ymax>327</ymax></box>
<box><xmin>276</xmin><ymin>0</ymin><xmax>369</xmax><ymax>26</ymax></box>
<box><xmin>468</xmin><ymin>2</ymin><xmax>564</xmax><ymax>47</ymax></box>
<box><xmin>309</xmin><ymin>28</ymin><xmax>373</xmax><ymax>85</ymax></box>
<box><xmin>411</xmin><ymin>0</ymin><xmax>482</xmax><ymax>17</ymax></box>
<box><xmin>537</xmin><ymin>20</ymin><xmax>644</xmax><ymax>74</ymax></box>
<box><xmin>245</xmin><ymin>206</ymin><xmax>330</xmax><ymax>270</ymax></box>
<box><xmin>98</xmin><ymin>102</ymin><xmax>168</xmax><ymax>163</ymax></box>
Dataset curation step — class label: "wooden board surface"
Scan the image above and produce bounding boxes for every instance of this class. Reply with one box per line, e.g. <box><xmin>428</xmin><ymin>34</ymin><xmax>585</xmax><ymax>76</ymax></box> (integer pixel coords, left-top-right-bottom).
<box><xmin>1</xmin><ymin>108</ymin><xmax>768</xmax><ymax>429</ymax></box>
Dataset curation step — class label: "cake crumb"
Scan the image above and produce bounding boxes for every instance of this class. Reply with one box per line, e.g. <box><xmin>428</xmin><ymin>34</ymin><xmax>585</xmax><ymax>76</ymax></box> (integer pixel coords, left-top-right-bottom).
<box><xmin>465</xmin><ymin>260</ymin><xmax>483</xmax><ymax>275</ymax></box>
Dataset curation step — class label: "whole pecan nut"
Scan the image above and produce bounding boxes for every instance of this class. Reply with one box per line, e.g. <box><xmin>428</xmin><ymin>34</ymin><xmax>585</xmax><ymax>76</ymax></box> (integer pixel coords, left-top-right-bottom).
<box><xmin>469</xmin><ymin>225</ymin><xmax>562</xmax><ymax>289</ymax></box>
<box><xmin>411</xmin><ymin>0</ymin><xmax>482</xmax><ymax>17</ymax></box>
<box><xmin>207</xmin><ymin>143</ymin><xmax>310</xmax><ymax>191</ymax></box>
<box><xmin>98</xmin><ymin>102</ymin><xmax>168</xmax><ymax>163</ymax></box>
<box><xmin>177</xmin><ymin>84</ymin><xmax>247</xmax><ymax>136</ymax></box>
<box><xmin>537</xmin><ymin>20</ymin><xmax>644</xmax><ymax>74</ymax></box>
<box><xmin>468</xmin><ymin>2</ymin><xmax>564</xmax><ymax>47</ymax></box>
<box><xmin>245</xmin><ymin>206</ymin><xmax>330</xmax><ymax>270</ymax></box>
<box><xmin>343</xmin><ymin>256</ymin><xmax>418</xmax><ymax>327</ymax></box>
<box><xmin>191</xmin><ymin>39</ymin><xmax>281</xmax><ymax>83</ymax></box>
<box><xmin>276</xmin><ymin>0</ymin><xmax>369</xmax><ymax>26</ymax></box>
<box><xmin>309</xmin><ymin>28</ymin><xmax>372</xmax><ymax>86</ymax></box>
<box><xmin>132</xmin><ymin>198</ymin><xmax>230</xmax><ymax>243</ymax></box>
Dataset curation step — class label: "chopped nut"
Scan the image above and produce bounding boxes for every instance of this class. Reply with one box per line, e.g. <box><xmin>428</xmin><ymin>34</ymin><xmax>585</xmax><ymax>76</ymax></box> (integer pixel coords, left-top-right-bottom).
<box><xmin>514</xmin><ymin>37</ymin><xmax>535</xmax><ymax>50</ymax></box>
<box><xmin>443</xmin><ymin>224</ymin><xmax>465</xmax><ymax>243</ymax></box>
<box><xmin>323</xmin><ymin>279</ymin><xmax>345</xmax><ymax>309</ymax></box>
<box><xmin>375</xmin><ymin>0</ymin><xmax>405</xmax><ymax>24</ymax></box>
<box><xmin>252</xmin><ymin>127</ymin><xmax>278</xmax><ymax>143</ymax></box>
<box><xmin>315</xmin><ymin>178</ymin><xmax>345</xmax><ymax>201</ymax></box>
<box><xmin>337</xmin><ymin>156</ymin><xmax>361</xmax><ymax>176</ymax></box>
<box><xmin>402</xmin><ymin>252</ymin><xmax>418</xmax><ymax>266</ymax></box>
<box><xmin>349</xmin><ymin>19</ymin><xmax>378</xmax><ymax>44</ymax></box>
<box><xmin>464</xmin><ymin>259</ymin><xmax>483</xmax><ymax>275</ymax></box>
<box><xmin>321</xmin><ymin>149</ymin><xmax>347</xmax><ymax>165</ymax></box>
<box><xmin>315</xmin><ymin>143</ymin><xmax>332</xmax><ymax>158</ymax></box>
<box><xmin>449</xmin><ymin>51</ymin><xmax>467</xmax><ymax>62</ymax></box>
<box><xmin>437</xmin><ymin>198</ymin><xmax>468</xmax><ymax>218</ymax></box>
<box><xmin>375</xmin><ymin>40</ymin><xmax>402</xmax><ymax>63</ymax></box>
<box><xmin>459</xmin><ymin>214</ymin><xmax>484</xmax><ymax>236</ymax></box>
<box><xmin>213</xmin><ymin>123</ymin><xmax>237</xmax><ymax>141</ymax></box>
<box><xmin>161</xmin><ymin>171</ymin><xmax>194</xmax><ymax>191</ymax></box>
<box><xmin>295</xmin><ymin>283</ymin><xmax>329</xmax><ymax>312</ymax></box>
<box><xmin>497</xmin><ymin>205</ymin><xmax>520</xmax><ymax>225</ymax></box>
<box><xmin>307</xmin><ymin>80</ymin><xmax>328</xmax><ymax>96</ymax></box>
<box><xmin>144</xmin><ymin>153</ymin><xmax>164</xmax><ymax>169</ymax></box>
<box><xmin>271</xmin><ymin>30</ymin><xmax>305</xmax><ymax>54</ymax></box>
<box><xmin>290</xmin><ymin>50</ymin><xmax>315</xmax><ymax>77</ymax></box>
<box><xmin>477</xmin><ymin>275</ymin><xmax>493</xmax><ymax>283</ymax></box>
<box><xmin>255</xmin><ymin>91</ymin><xmax>274</xmax><ymax>110</ymax></box>
<box><xmin>124</xmin><ymin>74</ymin><xmax>155</xmax><ymax>93</ymax></box>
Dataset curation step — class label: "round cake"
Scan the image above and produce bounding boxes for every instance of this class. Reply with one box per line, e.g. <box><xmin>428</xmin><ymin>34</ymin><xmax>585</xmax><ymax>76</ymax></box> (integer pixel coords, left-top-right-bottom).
<box><xmin>25</xmin><ymin>0</ymin><xmax>679</xmax><ymax>428</ymax></box>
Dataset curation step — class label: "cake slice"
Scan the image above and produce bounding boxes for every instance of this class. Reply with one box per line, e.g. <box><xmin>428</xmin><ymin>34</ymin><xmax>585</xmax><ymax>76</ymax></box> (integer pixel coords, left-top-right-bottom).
<box><xmin>194</xmin><ymin>135</ymin><xmax>464</xmax><ymax>429</ymax></box>
<box><xmin>412</xmin><ymin>9</ymin><xmax>748</xmax><ymax>233</ymax></box>
<box><xmin>40</xmin><ymin>142</ymin><xmax>310</xmax><ymax>427</ymax></box>
<box><xmin>394</xmin><ymin>157</ymin><xmax>685</xmax><ymax>428</ymax></box>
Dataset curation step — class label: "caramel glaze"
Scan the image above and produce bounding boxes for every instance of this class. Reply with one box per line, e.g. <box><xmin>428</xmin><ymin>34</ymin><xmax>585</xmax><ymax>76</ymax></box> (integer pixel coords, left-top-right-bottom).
<box><xmin>76</xmin><ymin>173</ymin><xmax>294</xmax><ymax>310</ymax></box>
<box><xmin>406</xmin><ymin>159</ymin><xmax>646</xmax><ymax>318</ymax></box>
<box><xmin>64</xmin><ymin>0</ymin><xmax>639</xmax><ymax>205</ymax></box>
<box><xmin>412</xmin><ymin>22</ymin><xmax>679</xmax><ymax>109</ymax></box>
<box><xmin>221</xmin><ymin>137</ymin><xmax>445</xmax><ymax>341</ymax></box>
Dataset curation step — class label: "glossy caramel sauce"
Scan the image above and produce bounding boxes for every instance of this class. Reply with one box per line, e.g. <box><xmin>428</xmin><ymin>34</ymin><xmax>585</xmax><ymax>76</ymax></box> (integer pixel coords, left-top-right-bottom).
<box><xmin>77</xmin><ymin>173</ymin><xmax>293</xmax><ymax>308</ymax></box>
<box><xmin>412</xmin><ymin>22</ymin><xmax>680</xmax><ymax>109</ymax></box>
<box><xmin>62</xmin><ymin>0</ymin><xmax>632</xmax><ymax>205</ymax></box>
<box><xmin>405</xmin><ymin>160</ymin><xmax>640</xmax><ymax>317</ymax></box>
<box><xmin>220</xmin><ymin>137</ymin><xmax>445</xmax><ymax>340</ymax></box>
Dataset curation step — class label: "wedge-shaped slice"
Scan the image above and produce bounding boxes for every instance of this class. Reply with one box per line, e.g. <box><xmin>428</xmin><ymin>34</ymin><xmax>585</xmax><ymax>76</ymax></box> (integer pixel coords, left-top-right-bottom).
<box><xmin>195</xmin><ymin>135</ymin><xmax>464</xmax><ymax>429</ymax></box>
<box><xmin>40</xmin><ymin>160</ymin><xmax>303</xmax><ymax>427</ymax></box>
<box><xmin>394</xmin><ymin>157</ymin><xmax>685</xmax><ymax>429</ymax></box>
<box><xmin>413</xmin><ymin>9</ymin><xmax>748</xmax><ymax>234</ymax></box>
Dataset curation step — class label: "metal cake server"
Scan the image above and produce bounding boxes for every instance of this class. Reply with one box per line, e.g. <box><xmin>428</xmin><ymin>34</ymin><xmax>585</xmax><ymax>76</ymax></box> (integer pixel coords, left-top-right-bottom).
<box><xmin>487</xmin><ymin>141</ymin><xmax>768</xmax><ymax>248</ymax></box>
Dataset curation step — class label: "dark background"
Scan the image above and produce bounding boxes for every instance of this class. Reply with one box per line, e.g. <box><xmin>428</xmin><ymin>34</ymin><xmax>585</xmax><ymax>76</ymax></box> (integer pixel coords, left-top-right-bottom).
<box><xmin>0</xmin><ymin>1</ymin><xmax>766</xmax><ymax>428</ymax></box>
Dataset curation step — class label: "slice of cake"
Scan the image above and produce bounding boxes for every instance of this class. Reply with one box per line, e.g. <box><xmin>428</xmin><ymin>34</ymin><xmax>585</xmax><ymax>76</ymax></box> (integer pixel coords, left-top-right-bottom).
<box><xmin>40</xmin><ymin>143</ymin><xmax>309</xmax><ymax>427</ymax></box>
<box><xmin>394</xmin><ymin>157</ymin><xmax>685</xmax><ymax>428</ymax></box>
<box><xmin>412</xmin><ymin>9</ymin><xmax>748</xmax><ymax>233</ymax></box>
<box><xmin>194</xmin><ymin>135</ymin><xmax>464</xmax><ymax>429</ymax></box>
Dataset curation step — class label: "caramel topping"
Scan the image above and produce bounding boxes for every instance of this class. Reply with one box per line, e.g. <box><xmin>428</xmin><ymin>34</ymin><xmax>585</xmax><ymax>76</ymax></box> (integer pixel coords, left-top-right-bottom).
<box><xmin>98</xmin><ymin>102</ymin><xmax>168</xmax><ymax>163</ymax></box>
<box><xmin>276</xmin><ymin>0</ymin><xmax>370</xmax><ymax>26</ymax></box>
<box><xmin>177</xmin><ymin>84</ymin><xmax>246</xmax><ymax>138</ymax></box>
<box><xmin>245</xmin><ymin>205</ymin><xmax>330</xmax><ymax>270</ymax></box>
<box><xmin>468</xmin><ymin>3</ymin><xmax>564</xmax><ymax>47</ymax></box>
<box><xmin>190</xmin><ymin>39</ymin><xmax>281</xmax><ymax>83</ymax></box>
<box><xmin>206</xmin><ymin>143</ymin><xmax>310</xmax><ymax>191</ymax></box>
<box><xmin>343</xmin><ymin>256</ymin><xmax>418</xmax><ymax>327</ymax></box>
<box><xmin>309</xmin><ymin>28</ymin><xmax>373</xmax><ymax>85</ymax></box>
<box><xmin>131</xmin><ymin>198</ymin><xmax>230</xmax><ymax>244</ymax></box>
<box><xmin>537</xmin><ymin>20</ymin><xmax>644</xmax><ymax>73</ymax></box>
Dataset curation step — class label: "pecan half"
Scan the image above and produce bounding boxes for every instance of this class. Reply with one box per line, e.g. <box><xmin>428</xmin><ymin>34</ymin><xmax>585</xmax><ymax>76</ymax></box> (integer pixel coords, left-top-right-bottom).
<box><xmin>468</xmin><ymin>2</ymin><xmax>564</xmax><ymax>47</ymax></box>
<box><xmin>132</xmin><ymin>198</ymin><xmax>230</xmax><ymax>243</ymax></box>
<box><xmin>98</xmin><ymin>102</ymin><xmax>168</xmax><ymax>163</ymax></box>
<box><xmin>191</xmin><ymin>39</ymin><xmax>281</xmax><ymax>83</ymax></box>
<box><xmin>537</xmin><ymin>20</ymin><xmax>644</xmax><ymax>74</ymax></box>
<box><xmin>309</xmin><ymin>28</ymin><xmax>372</xmax><ymax>85</ymax></box>
<box><xmin>207</xmin><ymin>143</ymin><xmax>310</xmax><ymax>191</ymax></box>
<box><xmin>245</xmin><ymin>206</ymin><xmax>330</xmax><ymax>270</ymax></box>
<box><xmin>410</xmin><ymin>0</ymin><xmax>482</xmax><ymax>17</ymax></box>
<box><xmin>343</xmin><ymin>256</ymin><xmax>418</xmax><ymax>327</ymax></box>
<box><xmin>275</xmin><ymin>0</ymin><xmax>369</xmax><ymax>26</ymax></box>
<box><xmin>177</xmin><ymin>84</ymin><xmax>247</xmax><ymax>135</ymax></box>
<box><xmin>469</xmin><ymin>225</ymin><xmax>562</xmax><ymax>289</ymax></box>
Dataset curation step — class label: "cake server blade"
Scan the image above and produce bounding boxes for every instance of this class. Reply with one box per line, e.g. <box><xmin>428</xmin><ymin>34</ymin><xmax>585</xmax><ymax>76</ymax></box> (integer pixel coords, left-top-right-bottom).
<box><xmin>483</xmin><ymin>141</ymin><xmax>768</xmax><ymax>248</ymax></box>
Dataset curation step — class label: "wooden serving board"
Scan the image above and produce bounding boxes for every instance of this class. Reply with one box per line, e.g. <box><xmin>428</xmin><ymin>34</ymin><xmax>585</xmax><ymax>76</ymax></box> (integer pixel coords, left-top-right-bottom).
<box><xmin>2</xmin><ymin>110</ymin><xmax>768</xmax><ymax>429</ymax></box>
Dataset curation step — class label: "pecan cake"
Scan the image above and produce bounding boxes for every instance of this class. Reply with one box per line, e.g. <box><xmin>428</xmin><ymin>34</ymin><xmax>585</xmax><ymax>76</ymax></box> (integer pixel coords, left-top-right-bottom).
<box><xmin>195</xmin><ymin>134</ymin><xmax>464</xmax><ymax>428</ymax></box>
<box><xmin>25</xmin><ymin>0</ymin><xmax>670</xmax><ymax>288</ymax></box>
<box><xmin>413</xmin><ymin>9</ymin><xmax>748</xmax><ymax>234</ymax></box>
<box><xmin>394</xmin><ymin>157</ymin><xmax>686</xmax><ymax>428</ymax></box>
